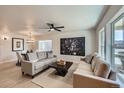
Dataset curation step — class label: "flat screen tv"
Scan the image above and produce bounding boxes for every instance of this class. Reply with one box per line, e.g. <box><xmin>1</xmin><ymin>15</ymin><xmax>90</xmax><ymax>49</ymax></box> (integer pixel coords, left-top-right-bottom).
<box><xmin>60</xmin><ymin>37</ymin><xmax>85</xmax><ymax>56</ymax></box>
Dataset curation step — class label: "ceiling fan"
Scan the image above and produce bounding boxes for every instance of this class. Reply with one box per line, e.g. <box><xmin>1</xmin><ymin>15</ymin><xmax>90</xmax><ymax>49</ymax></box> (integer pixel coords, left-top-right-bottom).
<box><xmin>46</xmin><ymin>23</ymin><xmax>64</xmax><ymax>32</ymax></box>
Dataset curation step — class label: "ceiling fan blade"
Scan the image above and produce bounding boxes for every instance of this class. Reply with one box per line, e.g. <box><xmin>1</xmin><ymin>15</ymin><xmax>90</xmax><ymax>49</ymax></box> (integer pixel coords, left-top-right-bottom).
<box><xmin>55</xmin><ymin>26</ymin><xmax>64</xmax><ymax>28</ymax></box>
<box><xmin>47</xmin><ymin>23</ymin><xmax>54</xmax><ymax>28</ymax></box>
<box><xmin>54</xmin><ymin>28</ymin><xmax>61</xmax><ymax>32</ymax></box>
<box><xmin>46</xmin><ymin>23</ymin><xmax>63</xmax><ymax>32</ymax></box>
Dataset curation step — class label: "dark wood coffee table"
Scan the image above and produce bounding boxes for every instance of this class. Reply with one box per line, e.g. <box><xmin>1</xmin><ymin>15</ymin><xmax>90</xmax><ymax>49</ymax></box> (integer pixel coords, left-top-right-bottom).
<box><xmin>49</xmin><ymin>61</ymin><xmax>73</xmax><ymax>76</ymax></box>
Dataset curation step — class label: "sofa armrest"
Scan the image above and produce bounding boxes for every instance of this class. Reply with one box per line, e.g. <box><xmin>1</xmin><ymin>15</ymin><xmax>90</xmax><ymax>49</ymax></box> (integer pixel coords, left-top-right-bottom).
<box><xmin>73</xmin><ymin>73</ymin><xmax>120</xmax><ymax>88</ymax></box>
<box><xmin>21</xmin><ymin>60</ymin><xmax>35</xmax><ymax>76</ymax></box>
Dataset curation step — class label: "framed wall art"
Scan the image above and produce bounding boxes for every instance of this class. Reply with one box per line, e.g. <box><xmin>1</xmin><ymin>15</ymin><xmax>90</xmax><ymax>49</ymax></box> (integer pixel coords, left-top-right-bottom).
<box><xmin>60</xmin><ymin>37</ymin><xmax>85</xmax><ymax>56</ymax></box>
<box><xmin>12</xmin><ymin>38</ymin><xmax>24</xmax><ymax>51</ymax></box>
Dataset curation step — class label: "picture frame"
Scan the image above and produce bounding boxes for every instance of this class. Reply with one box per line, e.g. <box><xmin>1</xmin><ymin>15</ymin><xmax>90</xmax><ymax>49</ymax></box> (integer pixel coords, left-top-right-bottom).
<box><xmin>60</xmin><ymin>37</ymin><xmax>85</xmax><ymax>56</ymax></box>
<box><xmin>12</xmin><ymin>38</ymin><xmax>24</xmax><ymax>51</ymax></box>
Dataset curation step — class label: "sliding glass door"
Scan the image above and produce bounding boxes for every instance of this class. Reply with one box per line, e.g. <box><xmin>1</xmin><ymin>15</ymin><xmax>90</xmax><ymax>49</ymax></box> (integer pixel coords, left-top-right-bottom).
<box><xmin>111</xmin><ymin>14</ymin><xmax>124</xmax><ymax>73</ymax></box>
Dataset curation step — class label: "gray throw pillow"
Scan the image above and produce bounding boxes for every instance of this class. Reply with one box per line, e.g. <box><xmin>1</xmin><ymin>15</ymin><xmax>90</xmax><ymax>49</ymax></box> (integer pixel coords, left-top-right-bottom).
<box><xmin>108</xmin><ymin>70</ymin><xmax>116</xmax><ymax>81</ymax></box>
<box><xmin>27</xmin><ymin>52</ymin><xmax>39</xmax><ymax>62</ymax></box>
<box><xmin>85</xmin><ymin>54</ymin><xmax>93</xmax><ymax>64</ymax></box>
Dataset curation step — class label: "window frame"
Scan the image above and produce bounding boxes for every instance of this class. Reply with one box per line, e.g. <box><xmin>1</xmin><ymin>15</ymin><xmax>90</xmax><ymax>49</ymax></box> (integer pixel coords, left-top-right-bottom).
<box><xmin>99</xmin><ymin>27</ymin><xmax>106</xmax><ymax>59</ymax></box>
<box><xmin>111</xmin><ymin>12</ymin><xmax>124</xmax><ymax>69</ymax></box>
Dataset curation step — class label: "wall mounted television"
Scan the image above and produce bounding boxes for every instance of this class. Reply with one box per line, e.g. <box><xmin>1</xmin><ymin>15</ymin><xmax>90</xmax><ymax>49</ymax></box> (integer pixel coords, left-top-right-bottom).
<box><xmin>60</xmin><ymin>37</ymin><xmax>85</xmax><ymax>56</ymax></box>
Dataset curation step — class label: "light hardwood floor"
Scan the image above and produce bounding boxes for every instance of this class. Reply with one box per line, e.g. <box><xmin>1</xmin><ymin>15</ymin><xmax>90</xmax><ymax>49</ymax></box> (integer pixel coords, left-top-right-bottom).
<box><xmin>0</xmin><ymin>62</ymin><xmax>41</xmax><ymax>88</ymax></box>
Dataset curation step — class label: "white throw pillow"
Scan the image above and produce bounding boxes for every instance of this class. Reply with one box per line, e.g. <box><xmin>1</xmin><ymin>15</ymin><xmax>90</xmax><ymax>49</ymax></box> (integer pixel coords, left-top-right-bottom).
<box><xmin>91</xmin><ymin>55</ymin><xmax>100</xmax><ymax>71</ymax></box>
<box><xmin>48</xmin><ymin>52</ymin><xmax>53</xmax><ymax>58</ymax></box>
<box><xmin>37</xmin><ymin>52</ymin><xmax>46</xmax><ymax>60</ymax></box>
<box><xmin>27</xmin><ymin>52</ymin><xmax>39</xmax><ymax>62</ymax></box>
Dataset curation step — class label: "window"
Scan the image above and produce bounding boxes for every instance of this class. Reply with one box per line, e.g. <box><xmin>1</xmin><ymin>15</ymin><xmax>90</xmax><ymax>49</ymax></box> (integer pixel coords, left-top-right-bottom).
<box><xmin>111</xmin><ymin>13</ymin><xmax>124</xmax><ymax>72</ymax></box>
<box><xmin>38</xmin><ymin>40</ymin><xmax>52</xmax><ymax>51</ymax></box>
<box><xmin>99</xmin><ymin>28</ymin><xmax>105</xmax><ymax>59</ymax></box>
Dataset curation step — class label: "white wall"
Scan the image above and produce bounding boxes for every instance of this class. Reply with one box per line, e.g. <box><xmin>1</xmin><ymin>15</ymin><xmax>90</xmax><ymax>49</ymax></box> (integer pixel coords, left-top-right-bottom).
<box><xmin>96</xmin><ymin>5</ymin><xmax>122</xmax><ymax>51</ymax></box>
<box><xmin>95</xmin><ymin>5</ymin><xmax>123</xmax><ymax>63</ymax></box>
<box><xmin>35</xmin><ymin>30</ymin><xmax>96</xmax><ymax>63</ymax></box>
<box><xmin>0</xmin><ymin>33</ymin><xmax>28</xmax><ymax>63</ymax></box>
<box><xmin>96</xmin><ymin>5</ymin><xmax>123</xmax><ymax>32</ymax></box>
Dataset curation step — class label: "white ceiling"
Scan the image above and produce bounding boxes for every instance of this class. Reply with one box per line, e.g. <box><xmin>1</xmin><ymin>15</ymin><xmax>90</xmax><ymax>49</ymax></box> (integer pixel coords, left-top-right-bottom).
<box><xmin>0</xmin><ymin>5</ymin><xmax>109</xmax><ymax>36</ymax></box>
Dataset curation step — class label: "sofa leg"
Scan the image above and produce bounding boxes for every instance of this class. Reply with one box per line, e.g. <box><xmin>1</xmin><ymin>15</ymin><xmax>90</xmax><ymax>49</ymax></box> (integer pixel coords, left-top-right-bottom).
<box><xmin>22</xmin><ymin>72</ymin><xmax>24</xmax><ymax>75</ymax></box>
<box><xmin>32</xmin><ymin>76</ymin><xmax>34</xmax><ymax>78</ymax></box>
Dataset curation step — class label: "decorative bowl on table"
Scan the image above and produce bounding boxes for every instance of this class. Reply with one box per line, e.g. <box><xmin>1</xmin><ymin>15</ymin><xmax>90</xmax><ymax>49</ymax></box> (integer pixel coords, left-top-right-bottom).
<box><xmin>57</xmin><ymin>60</ymin><xmax>66</xmax><ymax>65</ymax></box>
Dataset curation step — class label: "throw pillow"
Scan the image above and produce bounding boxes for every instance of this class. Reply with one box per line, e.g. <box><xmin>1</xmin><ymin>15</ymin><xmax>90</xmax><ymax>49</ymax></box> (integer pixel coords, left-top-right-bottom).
<box><xmin>21</xmin><ymin>54</ymin><xmax>29</xmax><ymax>61</ymax></box>
<box><xmin>27</xmin><ymin>52</ymin><xmax>39</xmax><ymax>62</ymax></box>
<box><xmin>92</xmin><ymin>52</ymin><xmax>99</xmax><ymax>57</ymax></box>
<box><xmin>37</xmin><ymin>52</ymin><xmax>47</xmax><ymax>60</ymax></box>
<box><xmin>90</xmin><ymin>52</ymin><xmax>99</xmax><ymax>64</ymax></box>
<box><xmin>84</xmin><ymin>54</ymin><xmax>93</xmax><ymax>64</ymax></box>
<box><xmin>47</xmin><ymin>51</ymin><xmax>53</xmax><ymax>58</ymax></box>
<box><xmin>91</xmin><ymin>59</ymin><xmax>97</xmax><ymax>71</ymax></box>
<box><xmin>108</xmin><ymin>70</ymin><xmax>116</xmax><ymax>81</ymax></box>
<box><xmin>93</xmin><ymin>57</ymin><xmax>102</xmax><ymax>72</ymax></box>
<box><xmin>91</xmin><ymin>56</ymin><xmax>99</xmax><ymax>71</ymax></box>
<box><xmin>94</xmin><ymin>61</ymin><xmax>111</xmax><ymax>79</ymax></box>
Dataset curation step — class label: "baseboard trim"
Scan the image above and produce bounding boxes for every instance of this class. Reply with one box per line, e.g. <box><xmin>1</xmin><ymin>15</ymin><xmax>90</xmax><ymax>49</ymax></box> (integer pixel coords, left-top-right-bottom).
<box><xmin>0</xmin><ymin>59</ymin><xmax>17</xmax><ymax>63</ymax></box>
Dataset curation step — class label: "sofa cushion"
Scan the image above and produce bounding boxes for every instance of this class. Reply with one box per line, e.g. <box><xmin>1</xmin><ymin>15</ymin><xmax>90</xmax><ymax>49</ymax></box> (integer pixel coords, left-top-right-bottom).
<box><xmin>94</xmin><ymin>61</ymin><xmax>111</xmax><ymax>79</ymax></box>
<box><xmin>34</xmin><ymin>61</ymin><xmax>46</xmax><ymax>70</ymax></box>
<box><xmin>34</xmin><ymin>58</ymin><xmax>57</xmax><ymax>70</ymax></box>
<box><xmin>84</xmin><ymin>54</ymin><xmax>93</xmax><ymax>64</ymax></box>
<box><xmin>27</xmin><ymin>52</ymin><xmax>39</xmax><ymax>62</ymax></box>
<box><xmin>48</xmin><ymin>52</ymin><xmax>54</xmax><ymax>58</ymax></box>
<box><xmin>92</xmin><ymin>52</ymin><xmax>99</xmax><ymax>57</ymax></box>
<box><xmin>91</xmin><ymin>52</ymin><xmax>98</xmax><ymax>62</ymax></box>
<box><xmin>47</xmin><ymin>57</ymin><xmax>57</xmax><ymax>63</ymax></box>
<box><xmin>37</xmin><ymin>52</ymin><xmax>46</xmax><ymax>60</ymax></box>
<box><xmin>78</xmin><ymin>61</ymin><xmax>91</xmax><ymax>71</ymax></box>
<box><xmin>93</xmin><ymin>57</ymin><xmax>103</xmax><ymax>71</ymax></box>
<box><xmin>74</xmin><ymin>68</ymin><xmax>93</xmax><ymax>76</ymax></box>
<box><xmin>91</xmin><ymin>54</ymin><xmax>101</xmax><ymax>71</ymax></box>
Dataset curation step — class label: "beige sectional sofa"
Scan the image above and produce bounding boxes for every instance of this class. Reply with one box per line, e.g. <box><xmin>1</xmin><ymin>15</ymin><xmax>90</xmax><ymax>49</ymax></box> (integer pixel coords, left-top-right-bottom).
<box><xmin>73</xmin><ymin>53</ymin><xmax>120</xmax><ymax>88</ymax></box>
<box><xmin>21</xmin><ymin>52</ymin><xmax>57</xmax><ymax>78</ymax></box>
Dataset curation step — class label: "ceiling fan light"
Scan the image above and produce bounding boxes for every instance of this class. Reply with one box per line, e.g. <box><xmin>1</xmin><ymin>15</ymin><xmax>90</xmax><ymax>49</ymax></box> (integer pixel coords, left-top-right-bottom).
<box><xmin>50</xmin><ymin>28</ymin><xmax>54</xmax><ymax>31</ymax></box>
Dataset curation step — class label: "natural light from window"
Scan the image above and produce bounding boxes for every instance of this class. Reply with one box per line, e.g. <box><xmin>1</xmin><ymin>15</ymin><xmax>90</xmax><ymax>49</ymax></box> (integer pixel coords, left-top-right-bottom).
<box><xmin>38</xmin><ymin>40</ymin><xmax>52</xmax><ymax>51</ymax></box>
<box><xmin>99</xmin><ymin>28</ymin><xmax>105</xmax><ymax>59</ymax></box>
<box><xmin>115</xmin><ymin>30</ymin><xmax>123</xmax><ymax>41</ymax></box>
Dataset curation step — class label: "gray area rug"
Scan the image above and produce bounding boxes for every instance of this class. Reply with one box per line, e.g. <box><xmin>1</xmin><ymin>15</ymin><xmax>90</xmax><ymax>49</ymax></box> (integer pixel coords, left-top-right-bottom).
<box><xmin>32</xmin><ymin>63</ymin><xmax>78</xmax><ymax>88</ymax></box>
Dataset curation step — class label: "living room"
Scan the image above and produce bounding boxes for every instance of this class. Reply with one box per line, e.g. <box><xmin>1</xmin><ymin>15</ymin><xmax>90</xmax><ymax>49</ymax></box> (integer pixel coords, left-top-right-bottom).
<box><xmin>0</xmin><ymin>2</ymin><xmax>124</xmax><ymax>91</ymax></box>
